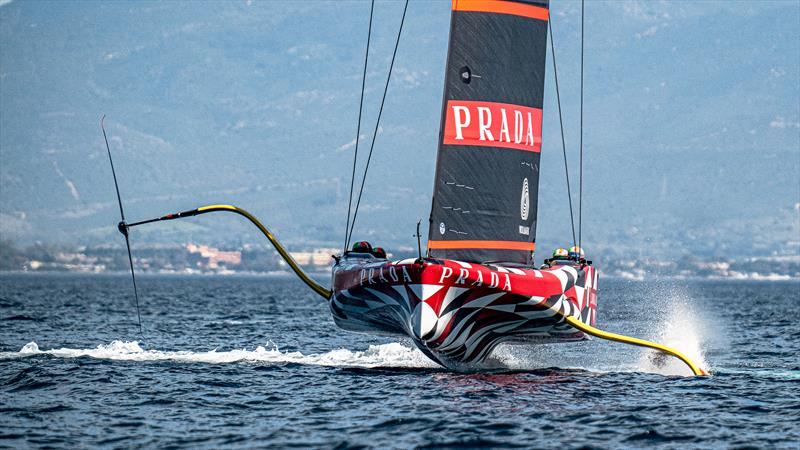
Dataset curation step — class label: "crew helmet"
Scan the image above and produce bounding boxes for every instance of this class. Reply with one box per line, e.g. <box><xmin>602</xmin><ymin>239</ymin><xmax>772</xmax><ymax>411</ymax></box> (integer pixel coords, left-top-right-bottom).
<box><xmin>568</xmin><ymin>245</ymin><xmax>585</xmax><ymax>259</ymax></box>
<box><xmin>352</xmin><ymin>241</ymin><xmax>373</xmax><ymax>253</ymax></box>
<box><xmin>552</xmin><ymin>247</ymin><xmax>569</xmax><ymax>259</ymax></box>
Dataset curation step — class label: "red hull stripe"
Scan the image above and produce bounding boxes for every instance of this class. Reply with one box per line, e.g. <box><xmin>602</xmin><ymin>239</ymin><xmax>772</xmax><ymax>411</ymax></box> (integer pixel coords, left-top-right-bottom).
<box><xmin>428</xmin><ymin>240</ymin><xmax>536</xmax><ymax>251</ymax></box>
<box><xmin>442</xmin><ymin>100</ymin><xmax>543</xmax><ymax>152</ymax></box>
<box><xmin>452</xmin><ymin>0</ymin><xmax>549</xmax><ymax>22</ymax></box>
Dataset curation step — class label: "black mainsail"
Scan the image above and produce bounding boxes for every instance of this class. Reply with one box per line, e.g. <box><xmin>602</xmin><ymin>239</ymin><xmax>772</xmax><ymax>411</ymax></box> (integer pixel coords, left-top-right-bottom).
<box><xmin>427</xmin><ymin>0</ymin><xmax>549</xmax><ymax>265</ymax></box>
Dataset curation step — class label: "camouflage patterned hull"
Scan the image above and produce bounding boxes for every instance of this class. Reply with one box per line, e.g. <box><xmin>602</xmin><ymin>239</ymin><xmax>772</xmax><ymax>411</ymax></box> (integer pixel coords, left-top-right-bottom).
<box><xmin>330</xmin><ymin>256</ymin><xmax>598</xmax><ymax>369</ymax></box>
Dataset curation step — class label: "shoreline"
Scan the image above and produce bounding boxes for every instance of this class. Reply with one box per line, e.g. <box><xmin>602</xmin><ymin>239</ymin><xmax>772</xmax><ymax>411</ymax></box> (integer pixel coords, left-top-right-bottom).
<box><xmin>1</xmin><ymin>270</ymin><xmax>797</xmax><ymax>282</ymax></box>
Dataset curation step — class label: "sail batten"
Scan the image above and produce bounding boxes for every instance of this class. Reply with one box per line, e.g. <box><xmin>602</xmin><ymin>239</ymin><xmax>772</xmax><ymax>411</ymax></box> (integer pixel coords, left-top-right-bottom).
<box><xmin>428</xmin><ymin>0</ymin><xmax>549</xmax><ymax>265</ymax></box>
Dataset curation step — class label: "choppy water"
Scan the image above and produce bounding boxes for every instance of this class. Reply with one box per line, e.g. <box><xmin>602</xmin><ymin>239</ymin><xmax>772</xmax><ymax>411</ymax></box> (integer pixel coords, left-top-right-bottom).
<box><xmin>1</xmin><ymin>274</ymin><xmax>798</xmax><ymax>448</ymax></box>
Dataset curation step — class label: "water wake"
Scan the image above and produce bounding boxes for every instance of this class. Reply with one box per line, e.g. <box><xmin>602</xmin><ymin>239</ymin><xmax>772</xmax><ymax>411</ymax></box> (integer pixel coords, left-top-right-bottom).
<box><xmin>0</xmin><ymin>341</ymin><xmax>439</xmax><ymax>369</ymax></box>
<box><xmin>635</xmin><ymin>285</ymin><xmax>711</xmax><ymax>376</ymax></box>
<box><xmin>488</xmin><ymin>286</ymin><xmax>713</xmax><ymax>377</ymax></box>
<box><xmin>2</xmin><ymin>282</ymin><xmax>712</xmax><ymax>376</ymax></box>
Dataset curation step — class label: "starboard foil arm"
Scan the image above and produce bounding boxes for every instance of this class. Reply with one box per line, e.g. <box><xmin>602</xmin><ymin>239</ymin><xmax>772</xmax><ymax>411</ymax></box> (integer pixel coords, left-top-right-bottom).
<box><xmin>562</xmin><ymin>316</ymin><xmax>708</xmax><ymax>376</ymax></box>
<box><xmin>124</xmin><ymin>204</ymin><xmax>332</xmax><ymax>300</ymax></box>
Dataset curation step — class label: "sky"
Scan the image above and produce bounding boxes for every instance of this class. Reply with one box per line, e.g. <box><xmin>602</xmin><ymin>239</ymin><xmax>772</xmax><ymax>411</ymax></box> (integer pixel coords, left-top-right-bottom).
<box><xmin>0</xmin><ymin>0</ymin><xmax>798</xmax><ymax>260</ymax></box>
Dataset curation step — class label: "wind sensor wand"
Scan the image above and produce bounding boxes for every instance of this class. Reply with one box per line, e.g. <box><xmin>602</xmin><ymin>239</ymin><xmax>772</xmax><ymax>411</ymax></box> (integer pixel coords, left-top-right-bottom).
<box><xmin>101</xmin><ymin>116</ymin><xmax>143</xmax><ymax>337</ymax></box>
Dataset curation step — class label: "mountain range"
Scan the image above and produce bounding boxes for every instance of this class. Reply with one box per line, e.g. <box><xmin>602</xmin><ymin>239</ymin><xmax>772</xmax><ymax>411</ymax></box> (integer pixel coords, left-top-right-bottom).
<box><xmin>1</xmin><ymin>0</ymin><xmax>798</xmax><ymax>261</ymax></box>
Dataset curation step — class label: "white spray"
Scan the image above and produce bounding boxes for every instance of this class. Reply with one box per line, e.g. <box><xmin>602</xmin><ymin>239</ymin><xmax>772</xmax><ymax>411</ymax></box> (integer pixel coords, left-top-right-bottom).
<box><xmin>636</xmin><ymin>284</ymin><xmax>711</xmax><ymax>376</ymax></box>
<box><xmin>1</xmin><ymin>340</ymin><xmax>439</xmax><ymax>369</ymax></box>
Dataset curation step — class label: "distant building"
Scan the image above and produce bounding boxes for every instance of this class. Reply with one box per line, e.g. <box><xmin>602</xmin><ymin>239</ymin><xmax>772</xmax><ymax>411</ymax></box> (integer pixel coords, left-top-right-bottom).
<box><xmin>186</xmin><ymin>244</ymin><xmax>242</xmax><ymax>269</ymax></box>
<box><xmin>289</xmin><ymin>248</ymin><xmax>338</xmax><ymax>267</ymax></box>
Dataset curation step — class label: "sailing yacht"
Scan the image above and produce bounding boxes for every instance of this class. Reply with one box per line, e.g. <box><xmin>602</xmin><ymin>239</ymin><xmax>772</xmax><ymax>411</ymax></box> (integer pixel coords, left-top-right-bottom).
<box><xmin>103</xmin><ymin>0</ymin><xmax>706</xmax><ymax>375</ymax></box>
<box><xmin>331</xmin><ymin>0</ymin><xmax>598</xmax><ymax>369</ymax></box>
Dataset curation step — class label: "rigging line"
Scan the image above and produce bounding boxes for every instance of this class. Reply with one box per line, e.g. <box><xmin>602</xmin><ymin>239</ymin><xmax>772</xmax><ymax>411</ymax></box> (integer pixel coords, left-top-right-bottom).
<box><xmin>101</xmin><ymin>116</ymin><xmax>143</xmax><ymax>337</ymax></box>
<box><xmin>346</xmin><ymin>0</ymin><xmax>409</xmax><ymax>249</ymax></box>
<box><xmin>344</xmin><ymin>0</ymin><xmax>375</xmax><ymax>253</ymax></box>
<box><xmin>578</xmin><ymin>0</ymin><xmax>584</xmax><ymax>250</ymax></box>
<box><xmin>548</xmin><ymin>16</ymin><xmax>578</xmax><ymax>250</ymax></box>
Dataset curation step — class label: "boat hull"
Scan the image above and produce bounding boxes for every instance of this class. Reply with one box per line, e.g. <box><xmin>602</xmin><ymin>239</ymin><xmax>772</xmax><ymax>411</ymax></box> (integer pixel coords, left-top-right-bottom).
<box><xmin>330</xmin><ymin>256</ymin><xmax>598</xmax><ymax>369</ymax></box>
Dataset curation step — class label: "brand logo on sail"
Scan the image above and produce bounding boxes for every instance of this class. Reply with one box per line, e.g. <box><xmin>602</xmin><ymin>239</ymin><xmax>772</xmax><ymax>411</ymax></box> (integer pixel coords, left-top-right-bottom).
<box><xmin>443</xmin><ymin>100</ymin><xmax>543</xmax><ymax>152</ymax></box>
<box><xmin>520</xmin><ymin>178</ymin><xmax>529</xmax><ymax>220</ymax></box>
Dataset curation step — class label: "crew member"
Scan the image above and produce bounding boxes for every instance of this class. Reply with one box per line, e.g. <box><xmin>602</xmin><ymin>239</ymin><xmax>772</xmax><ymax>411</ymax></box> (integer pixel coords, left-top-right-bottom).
<box><xmin>568</xmin><ymin>245</ymin><xmax>585</xmax><ymax>263</ymax></box>
<box><xmin>541</xmin><ymin>247</ymin><xmax>569</xmax><ymax>269</ymax></box>
<box><xmin>351</xmin><ymin>241</ymin><xmax>373</xmax><ymax>254</ymax></box>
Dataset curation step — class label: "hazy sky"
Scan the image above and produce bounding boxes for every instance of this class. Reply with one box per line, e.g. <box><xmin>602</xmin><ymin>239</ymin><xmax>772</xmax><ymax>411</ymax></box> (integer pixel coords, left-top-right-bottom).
<box><xmin>1</xmin><ymin>0</ymin><xmax>798</xmax><ymax>259</ymax></box>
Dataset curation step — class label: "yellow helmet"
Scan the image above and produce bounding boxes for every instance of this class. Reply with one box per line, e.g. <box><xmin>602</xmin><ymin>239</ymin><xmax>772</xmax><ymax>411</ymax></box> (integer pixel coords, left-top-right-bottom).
<box><xmin>552</xmin><ymin>248</ymin><xmax>569</xmax><ymax>258</ymax></box>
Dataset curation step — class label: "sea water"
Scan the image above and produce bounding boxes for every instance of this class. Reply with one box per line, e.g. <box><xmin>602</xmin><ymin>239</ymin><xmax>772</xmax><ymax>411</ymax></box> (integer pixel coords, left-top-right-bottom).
<box><xmin>1</xmin><ymin>274</ymin><xmax>798</xmax><ymax>448</ymax></box>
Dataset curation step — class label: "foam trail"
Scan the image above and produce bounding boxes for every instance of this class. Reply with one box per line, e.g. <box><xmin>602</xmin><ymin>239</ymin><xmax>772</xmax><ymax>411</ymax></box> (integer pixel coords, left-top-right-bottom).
<box><xmin>0</xmin><ymin>341</ymin><xmax>439</xmax><ymax>369</ymax></box>
<box><xmin>487</xmin><ymin>342</ymin><xmax>621</xmax><ymax>374</ymax></box>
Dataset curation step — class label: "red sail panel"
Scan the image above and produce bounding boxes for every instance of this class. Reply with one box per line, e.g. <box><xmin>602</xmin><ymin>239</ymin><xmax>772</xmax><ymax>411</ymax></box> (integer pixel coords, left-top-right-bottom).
<box><xmin>427</xmin><ymin>0</ymin><xmax>549</xmax><ymax>265</ymax></box>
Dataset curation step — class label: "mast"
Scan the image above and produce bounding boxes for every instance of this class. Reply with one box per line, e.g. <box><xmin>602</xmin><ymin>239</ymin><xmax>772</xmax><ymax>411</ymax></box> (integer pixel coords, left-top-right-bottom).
<box><xmin>428</xmin><ymin>0</ymin><xmax>550</xmax><ymax>265</ymax></box>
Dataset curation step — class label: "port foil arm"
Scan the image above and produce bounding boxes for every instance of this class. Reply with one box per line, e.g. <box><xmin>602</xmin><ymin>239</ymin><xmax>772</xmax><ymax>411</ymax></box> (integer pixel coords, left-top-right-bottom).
<box><xmin>125</xmin><ymin>204</ymin><xmax>332</xmax><ymax>300</ymax></box>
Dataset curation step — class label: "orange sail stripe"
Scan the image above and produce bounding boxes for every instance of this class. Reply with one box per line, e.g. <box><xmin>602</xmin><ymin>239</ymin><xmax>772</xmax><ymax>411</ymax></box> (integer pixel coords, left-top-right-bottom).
<box><xmin>428</xmin><ymin>240</ymin><xmax>536</xmax><ymax>251</ymax></box>
<box><xmin>452</xmin><ymin>0</ymin><xmax>549</xmax><ymax>22</ymax></box>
